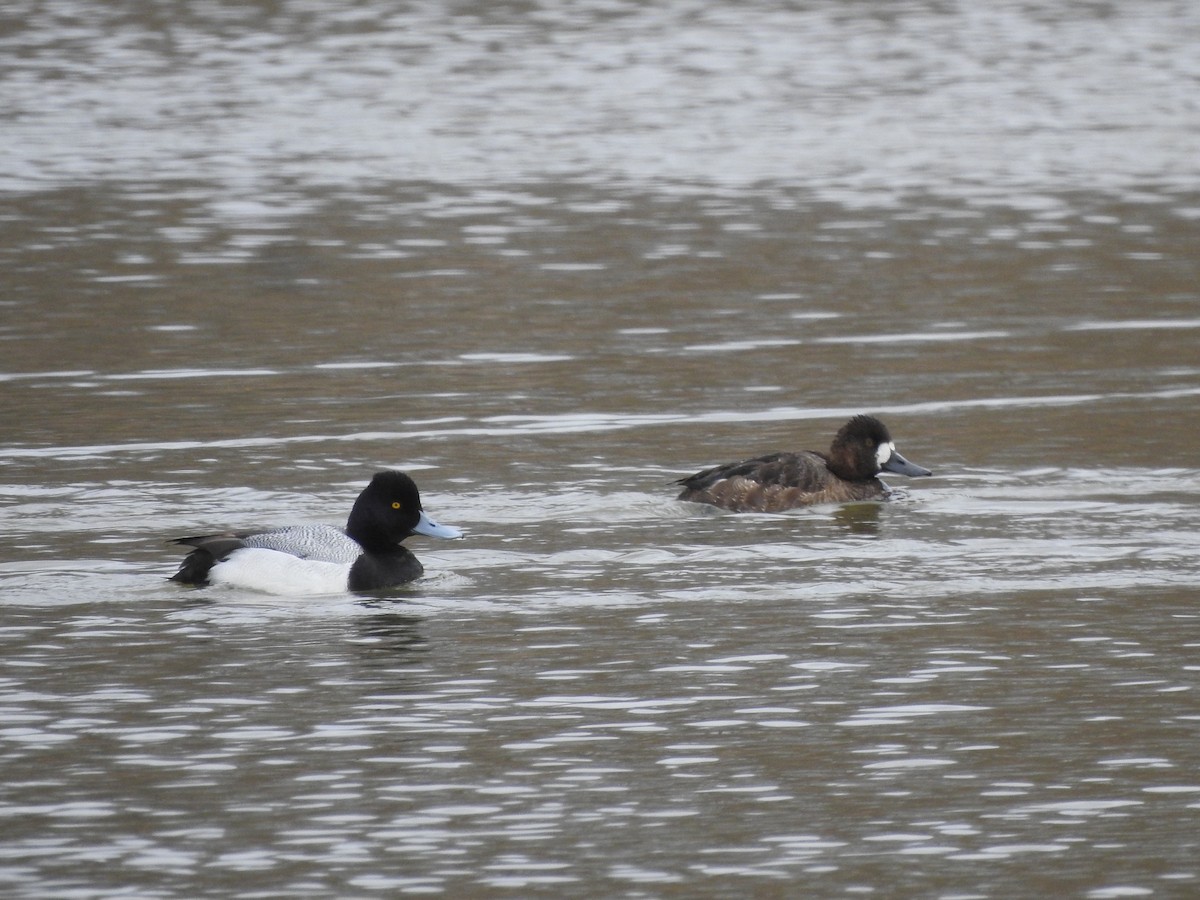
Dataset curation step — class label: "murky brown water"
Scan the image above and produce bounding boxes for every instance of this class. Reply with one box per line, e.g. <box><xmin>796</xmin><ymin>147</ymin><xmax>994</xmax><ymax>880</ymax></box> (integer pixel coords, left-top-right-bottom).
<box><xmin>3</xmin><ymin>1</ymin><xmax>1199</xmax><ymax>897</ymax></box>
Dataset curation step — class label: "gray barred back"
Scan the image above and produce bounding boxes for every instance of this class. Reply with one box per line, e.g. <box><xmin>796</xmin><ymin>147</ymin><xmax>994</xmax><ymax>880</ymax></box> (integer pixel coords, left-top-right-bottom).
<box><xmin>242</xmin><ymin>525</ymin><xmax>363</xmax><ymax>564</ymax></box>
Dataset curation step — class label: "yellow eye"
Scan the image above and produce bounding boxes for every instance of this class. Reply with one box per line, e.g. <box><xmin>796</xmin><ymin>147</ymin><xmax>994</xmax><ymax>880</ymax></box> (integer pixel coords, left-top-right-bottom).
<box><xmin>391</xmin><ymin>501</ymin><xmax>402</xmax><ymax>510</ymax></box>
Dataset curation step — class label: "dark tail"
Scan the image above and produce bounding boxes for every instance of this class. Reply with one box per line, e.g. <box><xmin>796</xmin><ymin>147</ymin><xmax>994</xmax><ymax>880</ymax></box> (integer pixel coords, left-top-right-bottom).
<box><xmin>167</xmin><ymin>535</ymin><xmax>245</xmax><ymax>586</ymax></box>
<box><xmin>169</xmin><ymin>548</ymin><xmax>217</xmax><ymax>585</ymax></box>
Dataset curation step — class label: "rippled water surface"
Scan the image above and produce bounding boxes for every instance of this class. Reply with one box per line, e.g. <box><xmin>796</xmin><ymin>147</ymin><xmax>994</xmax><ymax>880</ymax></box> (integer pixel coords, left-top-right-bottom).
<box><xmin>2</xmin><ymin>1</ymin><xmax>1199</xmax><ymax>897</ymax></box>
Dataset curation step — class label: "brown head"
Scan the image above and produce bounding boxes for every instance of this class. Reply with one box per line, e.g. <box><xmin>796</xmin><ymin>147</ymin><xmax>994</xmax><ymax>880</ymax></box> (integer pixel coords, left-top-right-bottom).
<box><xmin>825</xmin><ymin>415</ymin><xmax>932</xmax><ymax>482</ymax></box>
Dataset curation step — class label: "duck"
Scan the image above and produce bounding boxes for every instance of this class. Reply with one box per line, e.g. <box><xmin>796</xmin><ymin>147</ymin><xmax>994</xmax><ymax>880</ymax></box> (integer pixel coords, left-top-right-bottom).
<box><xmin>675</xmin><ymin>414</ymin><xmax>932</xmax><ymax>512</ymax></box>
<box><xmin>169</xmin><ymin>470</ymin><xmax>462</xmax><ymax>594</ymax></box>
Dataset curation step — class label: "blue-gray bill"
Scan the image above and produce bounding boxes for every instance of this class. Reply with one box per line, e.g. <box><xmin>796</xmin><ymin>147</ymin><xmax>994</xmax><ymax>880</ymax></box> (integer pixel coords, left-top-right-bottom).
<box><xmin>881</xmin><ymin>451</ymin><xmax>932</xmax><ymax>478</ymax></box>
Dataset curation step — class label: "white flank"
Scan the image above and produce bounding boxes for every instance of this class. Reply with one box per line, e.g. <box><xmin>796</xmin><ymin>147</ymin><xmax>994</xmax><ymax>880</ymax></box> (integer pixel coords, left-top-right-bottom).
<box><xmin>210</xmin><ymin>548</ymin><xmax>351</xmax><ymax>596</ymax></box>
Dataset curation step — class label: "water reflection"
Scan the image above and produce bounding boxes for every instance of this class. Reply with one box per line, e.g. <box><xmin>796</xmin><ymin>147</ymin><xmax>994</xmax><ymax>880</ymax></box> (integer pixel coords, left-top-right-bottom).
<box><xmin>351</xmin><ymin>612</ymin><xmax>429</xmax><ymax>660</ymax></box>
<box><xmin>832</xmin><ymin>502</ymin><xmax>881</xmax><ymax>535</ymax></box>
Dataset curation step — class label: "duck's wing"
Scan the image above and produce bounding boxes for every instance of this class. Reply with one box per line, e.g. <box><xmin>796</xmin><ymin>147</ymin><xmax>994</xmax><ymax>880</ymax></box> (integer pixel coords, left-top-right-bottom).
<box><xmin>168</xmin><ymin>524</ymin><xmax>362</xmax><ymax>586</ymax></box>
<box><xmin>240</xmin><ymin>525</ymin><xmax>363</xmax><ymax>564</ymax></box>
<box><xmin>676</xmin><ymin>451</ymin><xmax>829</xmax><ymax>491</ymax></box>
<box><xmin>171</xmin><ymin>533</ymin><xmax>246</xmax><ymax>556</ymax></box>
<box><xmin>676</xmin><ymin>451</ymin><xmax>839</xmax><ymax>511</ymax></box>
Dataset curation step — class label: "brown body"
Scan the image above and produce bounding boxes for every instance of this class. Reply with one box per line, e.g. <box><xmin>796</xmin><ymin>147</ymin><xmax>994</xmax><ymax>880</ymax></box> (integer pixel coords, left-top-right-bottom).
<box><xmin>675</xmin><ymin>416</ymin><xmax>931</xmax><ymax>513</ymax></box>
<box><xmin>677</xmin><ymin>451</ymin><xmax>887</xmax><ymax>512</ymax></box>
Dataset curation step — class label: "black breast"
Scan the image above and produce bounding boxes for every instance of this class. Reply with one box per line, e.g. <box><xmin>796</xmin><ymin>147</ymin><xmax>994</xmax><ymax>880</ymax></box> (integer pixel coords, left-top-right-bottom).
<box><xmin>347</xmin><ymin>548</ymin><xmax>425</xmax><ymax>592</ymax></box>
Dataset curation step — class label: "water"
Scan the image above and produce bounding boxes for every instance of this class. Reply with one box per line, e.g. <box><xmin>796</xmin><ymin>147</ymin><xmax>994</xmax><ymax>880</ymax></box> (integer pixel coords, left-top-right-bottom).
<box><xmin>2</xmin><ymin>1</ymin><xmax>1200</xmax><ymax>896</ymax></box>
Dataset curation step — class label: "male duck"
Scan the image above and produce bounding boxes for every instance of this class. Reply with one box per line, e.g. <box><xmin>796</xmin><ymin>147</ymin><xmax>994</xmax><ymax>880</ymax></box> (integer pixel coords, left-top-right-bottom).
<box><xmin>676</xmin><ymin>414</ymin><xmax>932</xmax><ymax>512</ymax></box>
<box><xmin>169</xmin><ymin>470</ymin><xmax>462</xmax><ymax>594</ymax></box>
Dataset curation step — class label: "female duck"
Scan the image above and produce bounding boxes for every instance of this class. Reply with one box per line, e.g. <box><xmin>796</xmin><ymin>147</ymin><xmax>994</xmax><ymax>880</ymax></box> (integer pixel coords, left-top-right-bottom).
<box><xmin>170</xmin><ymin>470</ymin><xmax>462</xmax><ymax>594</ymax></box>
<box><xmin>676</xmin><ymin>414</ymin><xmax>931</xmax><ymax>512</ymax></box>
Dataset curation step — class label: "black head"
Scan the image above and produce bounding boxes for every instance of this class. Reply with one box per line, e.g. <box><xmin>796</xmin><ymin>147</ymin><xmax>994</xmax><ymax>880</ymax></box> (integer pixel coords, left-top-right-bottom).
<box><xmin>827</xmin><ymin>415</ymin><xmax>932</xmax><ymax>482</ymax></box>
<box><xmin>345</xmin><ymin>471</ymin><xmax>462</xmax><ymax>552</ymax></box>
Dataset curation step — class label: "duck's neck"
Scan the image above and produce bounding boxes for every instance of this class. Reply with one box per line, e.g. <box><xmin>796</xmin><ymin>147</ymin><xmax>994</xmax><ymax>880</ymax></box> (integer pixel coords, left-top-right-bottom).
<box><xmin>348</xmin><ymin>548</ymin><xmax>423</xmax><ymax>592</ymax></box>
<box><xmin>824</xmin><ymin>449</ymin><xmax>875</xmax><ymax>482</ymax></box>
<box><xmin>345</xmin><ymin>503</ymin><xmax>401</xmax><ymax>553</ymax></box>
